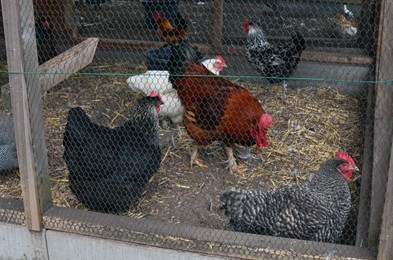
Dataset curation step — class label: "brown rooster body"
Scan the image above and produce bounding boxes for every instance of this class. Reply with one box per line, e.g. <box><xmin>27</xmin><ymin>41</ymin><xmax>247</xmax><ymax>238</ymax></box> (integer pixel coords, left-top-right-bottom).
<box><xmin>168</xmin><ymin>41</ymin><xmax>274</xmax><ymax>174</ymax></box>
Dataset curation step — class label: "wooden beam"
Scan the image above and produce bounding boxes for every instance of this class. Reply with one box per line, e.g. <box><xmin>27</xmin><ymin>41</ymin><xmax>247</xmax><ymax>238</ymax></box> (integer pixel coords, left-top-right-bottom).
<box><xmin>358</xmin><ymin>0</ymin><xmax>377</xmax><ymax>56</ymax></box>
<box><xmin>1</xmin><ymin>0</ymin><xmax>52</xmax><ymax>231</ymax></box>
<box><xmin>212</xmin><ymin>0</ymin><xmax>223</xmax><ymax>49</ymax></box>
<box><xmin>66</xmin><ymin>37</ymin><xmax>373</xmax><ymax>66</ymax></box>
<box><xmin>378</xmin><ymin>137</ymin><xmax>393</xmax><ymax>259</ymax></box>
<box><xmin>368</xmin><ymin>0</ymin><xmax>393</xmax><ymax>248</ymax></box>
<box><xmin>355</xmin><ymin>84</ymin><xmax>374</xmax><ymax>247</ymax></box>
<box><xmin>63</xmin><ymin>0</ymin><xmax>77</xmax><ymax>39</ymax></box>
<box><xmin>39</xmin><ymin>37</ymin><xmax>99</xmax><ymax>94</ymax></box>
<box><xmin>44</xmin><ymin>206</ymin><xmax>376</xmax><ymax>260</ymax></box>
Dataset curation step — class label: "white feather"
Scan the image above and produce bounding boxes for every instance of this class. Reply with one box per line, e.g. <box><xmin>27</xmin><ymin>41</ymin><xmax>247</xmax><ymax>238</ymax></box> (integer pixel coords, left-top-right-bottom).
<box><xmin>126</xmin><ymin>58</ymin><xmax>226</xmax><ymax>124</ymax></box>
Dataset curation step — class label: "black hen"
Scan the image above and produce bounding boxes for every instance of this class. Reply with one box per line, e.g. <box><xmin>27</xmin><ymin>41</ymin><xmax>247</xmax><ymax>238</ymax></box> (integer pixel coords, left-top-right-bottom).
<box><xmin>35</xmin><ymin>15</ymin><xmax>57</xmax><ymax>65</ymax></box>
<box><xmin>242</xmin><ymin>19</ymin><xmax>306</xmax><ymax>92</ymax></box>
<box><xmin>63</xmin><ymin>93</ymin><xmax>163</xmax><ymax>213</ymax></box>
<box><xmin>220</xmin><ymin>151</ymin><xmax>359</xmax><ymax>243</ymax></box>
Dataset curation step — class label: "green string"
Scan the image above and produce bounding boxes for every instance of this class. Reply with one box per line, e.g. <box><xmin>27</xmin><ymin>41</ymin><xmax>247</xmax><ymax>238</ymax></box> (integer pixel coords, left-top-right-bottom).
<box><xmin>1</xmin><ymin>70</ymin><xmax>392</xmax><ymax>84</ymax></box>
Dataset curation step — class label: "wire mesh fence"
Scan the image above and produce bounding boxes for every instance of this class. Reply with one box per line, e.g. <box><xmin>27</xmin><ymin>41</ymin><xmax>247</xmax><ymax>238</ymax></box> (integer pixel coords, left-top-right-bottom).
<box><xmin>0</xmin><ymin>0</ymin><xmax>392</xmax><ymax>258</ymax></box>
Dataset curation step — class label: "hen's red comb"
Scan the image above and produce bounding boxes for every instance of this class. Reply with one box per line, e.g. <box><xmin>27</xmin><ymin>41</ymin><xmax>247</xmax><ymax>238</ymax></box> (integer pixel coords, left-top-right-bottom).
<box><xmin>215</xmin><ymin>55</ymin><xmax>226</xmax><ymax>64</ymax></box>
<box><xmin>336</xmin><ymin>150</ymin><xmax>356</xmax><ymax>167</ymax></box>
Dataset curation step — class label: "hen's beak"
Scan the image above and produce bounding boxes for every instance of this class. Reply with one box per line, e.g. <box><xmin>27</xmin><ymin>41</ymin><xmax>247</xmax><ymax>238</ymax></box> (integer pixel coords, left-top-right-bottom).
<box><xmin>352</xmin><ymin>166</ymin><xmax>360</xmax><ymax>172</ymax></box>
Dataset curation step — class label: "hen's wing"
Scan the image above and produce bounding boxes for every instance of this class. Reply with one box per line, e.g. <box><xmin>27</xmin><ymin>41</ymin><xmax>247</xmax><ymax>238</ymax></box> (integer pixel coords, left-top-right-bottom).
<box><xmin>63</xmin><ymin>108</ymin><xmax>120</xmax><ymax>181</ymax></box>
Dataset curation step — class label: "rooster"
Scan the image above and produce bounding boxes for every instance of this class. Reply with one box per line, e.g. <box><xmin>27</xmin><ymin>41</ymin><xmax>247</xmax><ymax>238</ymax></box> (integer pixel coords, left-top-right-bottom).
<box><xmin>63</xmin><ymin>92</ymin><xmax>163</xmax><ymax>213</ymax></box>
<box><xmin>220</xmin><ymin>151</ymin><xmax>359</xmax><ymax>243</ymax></box>
<box><xmin>168</xmin><ymin>40</ymin><xmax>274</xmax><ymax>175</ymax></box>
<box><xmin>335</xmin><ymin>5</ymin><xmax>357</xmax><ymax>38</ymax></box>
<box><xmin>126</xmin><ymin>56</ymin><xmax>227</xmax><ymax>125</ymax></box>
<box><xmin>242</xmin><ymin>19</ymin><xmax>306</xmax><ymax>92</ymax></box>
<box><xmin>154</xmin><ymin>11</ymin><xmax>189</xmax><ymax>43</ymax></box>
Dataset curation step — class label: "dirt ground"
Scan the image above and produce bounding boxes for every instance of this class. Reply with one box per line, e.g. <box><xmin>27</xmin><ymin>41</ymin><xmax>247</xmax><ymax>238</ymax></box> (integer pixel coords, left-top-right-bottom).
<box><xmin>0</xmin><ymin>58</ymin><xmax>365</xmax><ymax>245</ymax></box>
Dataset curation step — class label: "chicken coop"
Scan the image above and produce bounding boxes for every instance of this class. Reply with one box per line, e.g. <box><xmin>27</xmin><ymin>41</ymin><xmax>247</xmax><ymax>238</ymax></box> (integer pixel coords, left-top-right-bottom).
<box><xmin>1</xmin><ymin>0</ymin><xmax>393</xmax><ymax>259</ymax></box>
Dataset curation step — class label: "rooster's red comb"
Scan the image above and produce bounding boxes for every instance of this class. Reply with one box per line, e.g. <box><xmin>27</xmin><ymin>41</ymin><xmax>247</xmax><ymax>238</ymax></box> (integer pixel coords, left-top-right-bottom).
<box><xmin>259</xmin><ymin>114</ymin><xmax>274</xmax><ymax>129</ymax></box>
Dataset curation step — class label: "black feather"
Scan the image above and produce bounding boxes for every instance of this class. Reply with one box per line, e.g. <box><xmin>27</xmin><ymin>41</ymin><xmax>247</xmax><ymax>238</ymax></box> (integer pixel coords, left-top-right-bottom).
<box><xmin>168</xmin><ymin>40</ymin><xmax>199</xmax><ymax>87</ymax></box>
<box><xmin>63</xmin><ymin>96</ymin><xmax>162</xmax><ymax>213</ymax></box>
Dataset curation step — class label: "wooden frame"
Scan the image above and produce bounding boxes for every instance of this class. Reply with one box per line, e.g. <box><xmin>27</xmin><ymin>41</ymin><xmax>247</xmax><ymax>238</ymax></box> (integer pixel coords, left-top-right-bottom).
<box><xmin>1</xmin><ymin>0</ymin><xmax>52</xmax><ymax>231</ymax></box>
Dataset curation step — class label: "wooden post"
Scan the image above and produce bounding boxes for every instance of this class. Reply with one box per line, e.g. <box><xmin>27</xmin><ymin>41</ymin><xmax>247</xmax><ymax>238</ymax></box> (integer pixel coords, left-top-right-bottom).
<box><xmin>1</xmin><ymin>0</ymin><xmax>52</xmax><ymax>231</ymax></box>
<box><xmin>358</xmin><ymin>0</ymin><xmax>377</xmax><ymax>54</ymax></box>
<box><xmin>378</xmin><ymin>142</ymin><xmax>393</xmax><ymax>259</ymax></box>
<box><xmin>355</xmin><ymin>83</ymin><xmax>374</xmax><ymax>247</ymax></box>
<box><xmin>63</xmin><ymin>0</ymin><xmax>77</xmax><ymax>39</ymax></box>
<box><xmin>368</xmin><ymin>0</ymin><xmax>393</xmax><ymax>248</ymax></box>
<box><xmin>212</xmin><ymin>0</ymin><xmax>223</xmax><ymax>49</ymax></box>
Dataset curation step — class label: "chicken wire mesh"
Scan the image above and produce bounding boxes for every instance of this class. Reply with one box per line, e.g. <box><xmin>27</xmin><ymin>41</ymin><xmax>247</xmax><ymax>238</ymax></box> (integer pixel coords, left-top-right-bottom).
<box><xmin>0</xmin><ymin>0</ymin><xmax>391</xmax><ymax>258</ymax></box>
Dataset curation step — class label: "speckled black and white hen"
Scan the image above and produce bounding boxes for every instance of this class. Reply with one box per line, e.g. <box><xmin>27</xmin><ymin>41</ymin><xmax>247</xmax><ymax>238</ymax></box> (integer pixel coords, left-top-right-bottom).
<box><xmin>220</xmin><ymin>151</ymin><xmax>359</xmax><ymax>243</ymax></box>
<box><xmin>63</xmin><ymin>92</ymin><xmax>163</xmax><ymax>213</ymax></box>
<box><xmin>0</xmin><ymin>112</ymin><xmax>18</xmax><ymax>172</ymax></box>
<box><xmin>242</xmin><ymin>19</ymin><xmax>306</xmax><ymax>92</ymax></box>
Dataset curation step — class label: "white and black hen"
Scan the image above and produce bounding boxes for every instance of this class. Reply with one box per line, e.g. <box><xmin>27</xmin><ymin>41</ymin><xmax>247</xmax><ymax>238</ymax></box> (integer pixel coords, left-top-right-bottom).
<box><xmin>242</xmin><ymin>19</ymin><xmax>306</xmax><ymax>92</ymax></box>
<box><xmin>63</xmin><ymin>91</ymin><xmax>163</xmax><ymax>213</ymax></box>
<box><xmin>220</xmin><ymin>151</ymin><xmax>359</xmax><ymax>243</ymax></box>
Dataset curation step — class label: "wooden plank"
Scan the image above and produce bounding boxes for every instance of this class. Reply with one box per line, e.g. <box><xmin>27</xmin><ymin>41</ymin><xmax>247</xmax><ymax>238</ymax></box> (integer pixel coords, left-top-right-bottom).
<box><xmin>1</xmin><ymin>0</ymin><xmax>52</xmax><ymax>231</ymax></box>
<box><xmin>358</xmin><ymin>0</ymin><xmax>377</xmax><ymax>55</ymax></box>
<box><xmin>67</xmin><ymin>37</ymin><xmax>373</xmax><ymax>66</ymax></box>
<box><xmin>39</xmin><ymin>37</ymin><xmax>99</xmax><ymax>94</ymax></box>
<box><xmin>368</xmin><ymin>0</ymin><xmax>393</xmax><ymax>248</ymax></box>
<box><xmin>355</xmin><ymin>84</ymin><xmax>375</xmax><ymax>247</ymax></box>
<box><xmin>378</xmin><ymin>137</ymin><xmax>393</xmax><ymax>259</ymax></box>
<box><xmin>44</xmin><ymin>206</ymin><xmax>376</xmax><ymax>260</ymax></box>
<box><xmin>212</xmin><ymin>0</ymin><xmax>223</xmax><ymax>49</ymax></box>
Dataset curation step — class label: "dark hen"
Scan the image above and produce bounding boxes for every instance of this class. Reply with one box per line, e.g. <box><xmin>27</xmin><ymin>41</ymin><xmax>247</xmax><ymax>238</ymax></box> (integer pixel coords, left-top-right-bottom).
<box><xmin>242</xmin><ymin>19</ymin><xmax>306</xmax><ymax>92</ymax></box>
<box><xmin>220</xmin><ymin>151</ymin><xmax>359</xmax><ymax>243</ymax></box>
<box><xmin>63</xmin><ymin>93</ymin><xmax>163</xmax><ymax>213</ymax></box>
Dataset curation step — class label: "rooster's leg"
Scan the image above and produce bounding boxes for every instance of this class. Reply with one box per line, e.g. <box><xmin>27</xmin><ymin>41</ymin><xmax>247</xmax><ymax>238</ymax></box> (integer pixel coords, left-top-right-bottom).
<box><xmin>190</xmin><ymin>143</ymin><xmax>208</xmax><ymax>169</ymax></box>
<box><xmin>226</xmin><ymin>147</ymin><xmax>245</xmax><ymax>176</ymax></box>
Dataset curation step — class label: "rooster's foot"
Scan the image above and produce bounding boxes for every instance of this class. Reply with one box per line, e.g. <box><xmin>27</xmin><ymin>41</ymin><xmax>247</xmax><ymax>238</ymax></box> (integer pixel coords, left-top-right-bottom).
<box><xmin>228</xmin><ymin>162</ymin><xmax>246</xmax><ymax>176</ymax></box>
<box><xmin>190</xmin><ymin>158</ymin><xmax>208</xmax><ymax>169</ymax></box>
<box><xmin>226</xmin><ymin>146</ymin><xmax>246</xmax><ymax>176</ymax></box>
<box><xmin>190</xmin><ymin>144</ymin><xmax>208</xmax><ymax>169</ymax></box>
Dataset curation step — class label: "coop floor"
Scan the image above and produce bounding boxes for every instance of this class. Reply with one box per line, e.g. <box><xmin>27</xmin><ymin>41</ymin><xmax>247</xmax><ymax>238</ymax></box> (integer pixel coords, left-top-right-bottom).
<box><xmin>0</xmin><ymin>61</ymin><xmax>366</xmax><ymax>245</ymax></box>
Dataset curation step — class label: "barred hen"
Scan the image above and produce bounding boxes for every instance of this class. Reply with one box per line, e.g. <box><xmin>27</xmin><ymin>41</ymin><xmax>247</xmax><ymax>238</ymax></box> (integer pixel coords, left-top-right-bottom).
<box><xmin>63</xmin><ymin>92</ymin><xmax>163</xmax><ymax>213</ymax></box>
<box><xmin>220</xmin><ymin>151</ymin><xmax>359</xmax><ymax>243</ymax></box>
<box><xmin>242</xmin><ymin>19</ymin><xmax>305</xmax><ymax>92</ymax></box>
